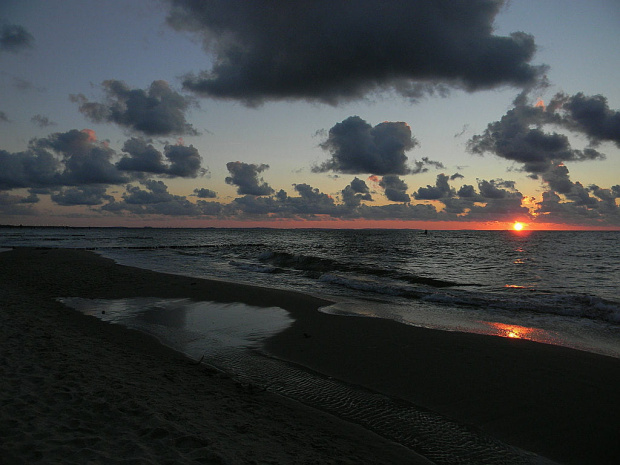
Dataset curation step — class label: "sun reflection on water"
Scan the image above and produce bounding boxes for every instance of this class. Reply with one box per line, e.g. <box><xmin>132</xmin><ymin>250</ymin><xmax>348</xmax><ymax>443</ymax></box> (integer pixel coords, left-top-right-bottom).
<box><xmin>483</xmin><ymin>322</ymin><xmax>555</xmax><ymax>344</ymax></box>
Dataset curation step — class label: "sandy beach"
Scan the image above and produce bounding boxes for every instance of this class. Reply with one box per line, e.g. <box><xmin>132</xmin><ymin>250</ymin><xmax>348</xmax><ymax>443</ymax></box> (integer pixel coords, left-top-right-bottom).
<box><xmin>1</xmin><ymin>248</ymin><xmax>619</xmax><ymax>464</ymax></box>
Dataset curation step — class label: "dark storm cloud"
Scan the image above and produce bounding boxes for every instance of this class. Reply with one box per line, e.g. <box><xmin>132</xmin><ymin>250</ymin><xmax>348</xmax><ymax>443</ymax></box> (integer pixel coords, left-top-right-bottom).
<box><xmin>51</xmin><ymin>186</ymin><xmax>113</xmax><ymax>206</ymax></box>
<box><xmin>379</xmin><ymin>175</ymin><xmax>410</xmax><ymax>203</ymax></box>
<box><xmin>193</xmin><ymin>187</ymin><xmax>217</xmax><ymax>198</ymax></box>
<box><xmin>414</xmin><ymin>174</ymin><xmax>452</xmax><ymax>200</ymax></box>
<box><xmin>225</xmin><ymin>161</ymin><xmax>274</xmax><ymax>196</ymax></box>
<box><xmin>31</xmin><ymin>114</ymin><xmax>56</xmax><ymax>128</ymax></box>
<box><xmin>117</xmin><ymin>138</ymin><xmax>206</xmax><ymax>178</ymax></box>
<box><xmin>0</xmin><ymin>23</ymin><xmax>34</xmax><ymax>54</ymax></box>
<box><xmin>550</xmin><ymin>92</ymin><xmax>620</xmax><ymax>147</ymax></box>
<box><xmin>165</xmin><ymin>0</ymin><xmax>544</xmax><ymax>104</ymax></box>
<box><xmin>314</xmin><ymin>117</ymin><xmax>418</xmax><ymax>175</ymax></box>
<box><xmin>72</xmin><ymin>80</ymin><xmax>198</xmax><ymax>136</ymax></box>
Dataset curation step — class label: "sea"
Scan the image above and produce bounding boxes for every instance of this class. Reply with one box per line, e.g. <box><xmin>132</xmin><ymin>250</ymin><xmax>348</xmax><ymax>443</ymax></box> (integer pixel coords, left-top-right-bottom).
<box><xmin>2</xmin><ymin>226</ymin><xmax>619</xmax><ymax>463</ymax></box>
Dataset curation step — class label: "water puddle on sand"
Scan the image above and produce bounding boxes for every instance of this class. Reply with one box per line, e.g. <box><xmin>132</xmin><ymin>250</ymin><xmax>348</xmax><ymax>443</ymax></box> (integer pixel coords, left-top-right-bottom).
<box><xmin>60</xmin><ymin>297</ymin><xmax>556</xmax><ymax>465</ymax></box>
<box><xmin>59</xmin><ymin>297</ymin><xmax>293</xmax><ymax>359</ymax></box>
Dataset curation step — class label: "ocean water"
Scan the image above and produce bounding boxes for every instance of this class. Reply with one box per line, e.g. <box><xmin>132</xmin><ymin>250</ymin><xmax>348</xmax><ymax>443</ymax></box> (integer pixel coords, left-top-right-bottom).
<box><xmin>2</xmin><ymin>226</ymin><xmax>618</xmax><ymax>357</ymax></box>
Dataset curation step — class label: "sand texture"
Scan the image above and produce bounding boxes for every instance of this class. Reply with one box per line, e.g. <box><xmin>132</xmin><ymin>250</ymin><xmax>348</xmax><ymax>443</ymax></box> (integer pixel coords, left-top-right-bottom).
<box><xmin>0</xmin><ymin>248</ymin><xmax>429</xmax><ymax>464</ymax></box>
<box><xmin>1</xmin><ymin>247</ymin><xmax>619</xmax><ymax>464</ymax></box>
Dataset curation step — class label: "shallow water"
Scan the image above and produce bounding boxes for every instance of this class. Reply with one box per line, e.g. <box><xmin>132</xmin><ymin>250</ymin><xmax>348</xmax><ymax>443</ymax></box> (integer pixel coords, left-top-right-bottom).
<box><xmin>59</xmin><ymin>297</ymin><xmax>292</xmax><ymax>358</ymax></box>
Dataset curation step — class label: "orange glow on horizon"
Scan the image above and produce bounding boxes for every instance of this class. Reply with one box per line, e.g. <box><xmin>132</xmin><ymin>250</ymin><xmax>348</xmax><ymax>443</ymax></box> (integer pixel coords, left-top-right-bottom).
<box><xmin>513</xmin><ymin>222</ymin><xmax>524</xmax><ymax>231</ymax></box>
<box><xmin>8</xmin><ymin>218</ymin><xmax>620</xmax><ymax>231</ymax></box>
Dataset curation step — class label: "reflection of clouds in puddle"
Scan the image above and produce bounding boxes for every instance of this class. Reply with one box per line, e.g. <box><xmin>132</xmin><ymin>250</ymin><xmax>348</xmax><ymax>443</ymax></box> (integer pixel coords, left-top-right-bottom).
<box><xmin>59</xmin><ymin>297</ymin><xmax>292</xmax><ymax>359</ymax></box>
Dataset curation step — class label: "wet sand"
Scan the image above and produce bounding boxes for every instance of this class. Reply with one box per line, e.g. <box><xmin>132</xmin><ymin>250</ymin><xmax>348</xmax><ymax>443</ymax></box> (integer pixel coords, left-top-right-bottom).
<box><xmin>1</xmin><ymin>247</ymin><xmax>619</xmax><ymax>464</ymax></box>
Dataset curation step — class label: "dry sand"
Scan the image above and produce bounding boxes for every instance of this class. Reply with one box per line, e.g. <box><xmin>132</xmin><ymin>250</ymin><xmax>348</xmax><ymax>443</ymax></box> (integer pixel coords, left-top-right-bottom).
<box><xmin>1</xmin><ymin>247</ymin><xmax>619</xmax><ymax>464</ymax></box>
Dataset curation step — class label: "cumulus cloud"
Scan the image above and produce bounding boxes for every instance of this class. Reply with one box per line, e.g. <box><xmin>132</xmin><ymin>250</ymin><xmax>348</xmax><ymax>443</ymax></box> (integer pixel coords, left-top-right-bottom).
<box><xmin>315</xmin><ymin>116</ymin><xmax>418</xmax><ymax>175</ymax></box>
<box><xmin>478</xmin><ymin>179</ymin><xmax>515</xmax><ymax>199</ymax></box>
<box><xmin>0</xmin><ymin>148</ymin><xmax>58</xmax><ymax>190</ymax></box>
<box><xmin>535</xmin><ymin>179</ymin><xmax>620</xmax><ymax>225</ymax></box>
<box><xmin>165</xmin><ymin>0</ymin><xmax>544</xmax><ymax>104</ymax></box>
<box><xmin>193</xmin><ymin>187</ymin><xmax>217</xmax><ymax>198</ymax></box>
<box><xmin>0</xmin><ymin>23</ymin><xmax>34</xmax><ymax>54</ymax></box>
<box><xmin>468</xmin><ymin>91</ymin><xmax>618</xmax><ymax>174</ymax></box>
<box><xmin>379</xmin><ymin>175</ymin><xmax>410</xmax><ymax>203</ymax></box>
<box><xmin>0</xmin><ymin>129</ymin><xmax>127</xmax><ymax>190</ymax></box>
<box><xmin>291</xmin><ymin>183</ymin><xmax>339</xmax><ymax>215</ymax></box>
<box><xmin>72</xmin><ymin>80</ymin><xmax>198</xmax><ymax>136</ymax></box>
<box><xmin>0</xmin><ymin>129</ymin><xmax>208</xmax><ymax>196</ymax></box>
<box><xmin>31</xmin><ymin>114</ymin><xmax>56</xmax><ymax>128</ymax></box>
<box><xmin>225</xmin><ymin>161</ymin><xmax>274</xmax><ymax>196</ymax></box>
<box><xmin>341</xmin><ymin>177</ymin><xmax>372</xmax><ymax>207</ymax></box>
<box><xmin>164</xmin><ymin>143</ymin><xmax>204</xmax><ymax>177</ymax></box>
<box><xmin>468</xmin><ymin>98</ymin><xmax>604</xmax><ymax>173</ymax></box>
<box><xmin>116</xmin><ymin>137</ymin><xmax>206</xmax><ymax>178</ymax></box>
<box><xmin>549</xmin><ymin>92</ymin><xmax>620</xmax><ymax>147</ymax></box>
<box><xmin>414</xmin><ymin>174</ymin><xmax>452</xmax><ymax>200</ymax></box>
<box><xmin>35</xmin><ymin>129</ymin><xmax>127</xmax><ymax>185</ymax></box>
<box><xmin>117</xmin><ymin>138</ymin><xmax>166</xmax><ymax>175</ymax></box>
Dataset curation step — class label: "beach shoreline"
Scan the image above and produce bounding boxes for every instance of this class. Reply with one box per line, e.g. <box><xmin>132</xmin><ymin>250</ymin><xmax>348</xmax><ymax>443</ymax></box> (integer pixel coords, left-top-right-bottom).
<box><xmin>2</xmin><ymin>247</ymin><xmax>619</xmax><ymax>464</ymax></box>
<box><xmin>0</xmin><ymin>247</ymin><xmax>429</xmax><ymax>464</ymax></box>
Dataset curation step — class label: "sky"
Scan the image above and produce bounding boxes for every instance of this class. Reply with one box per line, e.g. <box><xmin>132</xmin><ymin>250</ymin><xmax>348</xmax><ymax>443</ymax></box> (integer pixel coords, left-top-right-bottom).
<box><xmin>1</xmin><ymin>0</ymin><xmax>619</xmax><ymax>230</ymax></box>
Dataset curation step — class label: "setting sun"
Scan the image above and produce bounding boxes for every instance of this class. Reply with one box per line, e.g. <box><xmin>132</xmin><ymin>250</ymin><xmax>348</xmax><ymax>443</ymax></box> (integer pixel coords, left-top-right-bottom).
<box><xmin>513</xmin><ymin>222</ymin><xmax>524</xmax><ymax>231</ymax></box>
